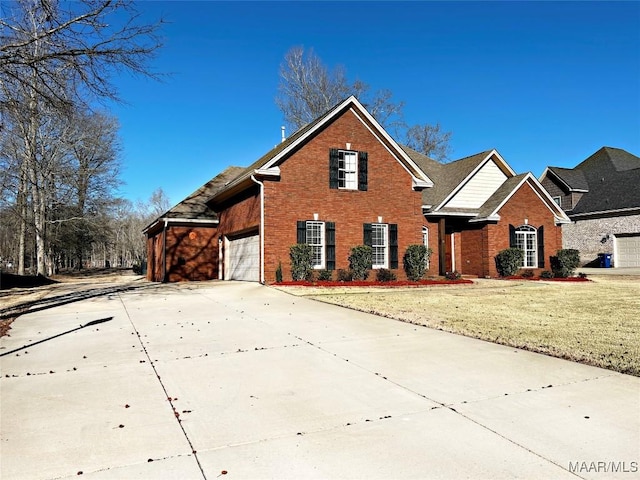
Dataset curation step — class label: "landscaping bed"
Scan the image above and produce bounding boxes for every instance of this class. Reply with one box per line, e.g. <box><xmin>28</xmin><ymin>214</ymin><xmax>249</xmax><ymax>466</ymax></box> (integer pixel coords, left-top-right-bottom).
<box><xmin>274</xmin><ymin>278</ymin><xmax>474</xmax><ymax>287</ymax></box>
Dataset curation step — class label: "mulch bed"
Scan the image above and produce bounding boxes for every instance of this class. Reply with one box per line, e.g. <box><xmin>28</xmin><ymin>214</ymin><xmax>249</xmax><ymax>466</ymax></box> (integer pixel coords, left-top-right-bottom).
<box><xmin>504</xmin><ymin>276</ymin><xmax>591</xmax><ymax>282</ymax></box>
<box><xmin>274</xmin><ymin>279</ymin><xmax>474</xmax><ymax>287</ymax></box>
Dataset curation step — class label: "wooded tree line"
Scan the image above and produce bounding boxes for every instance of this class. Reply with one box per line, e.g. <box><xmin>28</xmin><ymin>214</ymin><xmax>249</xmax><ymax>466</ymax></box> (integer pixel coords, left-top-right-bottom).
<box><xmin>0</xmin><ymin>0</ymin><xmax>163</xmax><ymax>276</ymax></box>
<box><xmin>0</xmin><ymin>3</ymin><xmax>451</xmax><ymax>278</ymax></box>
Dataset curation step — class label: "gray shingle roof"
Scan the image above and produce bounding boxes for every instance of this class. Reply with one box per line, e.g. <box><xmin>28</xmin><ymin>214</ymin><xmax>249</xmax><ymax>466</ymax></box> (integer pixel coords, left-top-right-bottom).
<box><xmin>476</xmin><ymin>174</ymin><xmax>528</xmax><ymax>219</ymax></box>
<box><xmin>144</xmin><ymin>166</ymin><xmax>245</xmax><ymax>232</ymax></box>
<box><xmin>401</xmin><ymin>146</ymin><xmax>496</xmax><ymax>208</ymax></box>
<box><xmin>545</xmin><ymin>167</ymin><xmax>589</xmax><ymax>192</ymax></box>
<box><xmin>561</xmin><ymin>147</ymin><xmax>640</xmax><ymax>215</ymax></box>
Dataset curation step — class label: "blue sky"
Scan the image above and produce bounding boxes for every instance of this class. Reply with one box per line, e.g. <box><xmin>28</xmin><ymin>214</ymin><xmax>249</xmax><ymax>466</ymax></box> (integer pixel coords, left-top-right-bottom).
<box><xmin>108</xmin><ymin>1</ymin><xmax>640</xmax><ymax>207</ymax></box>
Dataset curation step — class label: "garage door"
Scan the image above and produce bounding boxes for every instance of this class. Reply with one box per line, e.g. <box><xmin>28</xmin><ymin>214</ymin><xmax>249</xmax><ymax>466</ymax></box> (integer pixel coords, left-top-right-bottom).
<box><xmin>616</xmin><ymin>234</ymin><xmax>640</xmax><ymax>268</ymax></box>
<box><xmin>226</xmin><ymin>234</ymin><xmax>259</xmax><ymax>281</ymax></box>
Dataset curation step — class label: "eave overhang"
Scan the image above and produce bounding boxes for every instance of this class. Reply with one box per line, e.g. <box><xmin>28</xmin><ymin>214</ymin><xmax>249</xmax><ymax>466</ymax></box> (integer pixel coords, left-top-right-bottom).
<box><xmin>143</xmin><ymin>217</ymin><xmax>219</xmax><ymax>236</ymax></box>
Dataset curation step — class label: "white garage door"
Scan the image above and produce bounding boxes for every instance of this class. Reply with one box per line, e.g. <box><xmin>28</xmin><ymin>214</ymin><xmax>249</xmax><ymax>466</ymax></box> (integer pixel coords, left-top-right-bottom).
<box><xmin>226</xmin><ymin>234</ymin><xmax>259</xmax><ymax>281</ymax></box>
<box><xmin>616</xmin><ymin>235</ymin><xmax>640</xmax><ymax>268</ymax></box>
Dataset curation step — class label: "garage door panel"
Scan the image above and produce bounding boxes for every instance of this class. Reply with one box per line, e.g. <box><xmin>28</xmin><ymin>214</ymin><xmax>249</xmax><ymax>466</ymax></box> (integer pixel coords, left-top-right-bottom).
<box><xmin>616</xmin><ymin>235</ymin><xmax>640</xmax><ymax>268</ymax></box>
<box><xmin>227</xmin><ymin>235</ymin><xmax>259</xmax><ymax>281</ymax></box>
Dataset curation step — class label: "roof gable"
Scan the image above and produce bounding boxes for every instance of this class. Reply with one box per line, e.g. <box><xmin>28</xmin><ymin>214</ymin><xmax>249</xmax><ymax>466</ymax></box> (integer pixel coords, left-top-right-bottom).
<box><xmin>212</xmin><ymin>96</ymin><xmax>434</xmax><ymax>202</ymax></box>
<box><xmin>474</xmin><ymin>173</ymin><xmax>571</xmax><ymax>224</ymax></box>
<box><xmin>542</xmin><ymin>147</ymin><xmax>640</xmax><ymax>216</ymax></box>
<box><xmin>420</xmin><ymin>149</ymin><xmax>516</xmax><ymax>212</ymax></box>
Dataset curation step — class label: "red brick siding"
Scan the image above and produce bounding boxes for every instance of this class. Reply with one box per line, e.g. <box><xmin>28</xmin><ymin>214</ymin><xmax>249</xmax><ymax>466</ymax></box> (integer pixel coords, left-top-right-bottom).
<box><xmin>146</xmin><ymin>232</ymin><xmax>164</xmax><ymax>282</ymax></box>
<box><xmin>489</xmin><ymin>182</ymin><xmax>563</xmax><ymax>277</ymax></box>
<box><xmin>263</xmin><ymin>110</ymin><xmax>424</xmax><ymax>283</ymax></box>
<box><xmin>217</xmin><ymin>187</ymin><xmax>261</xmax><ymax>279</ymax></box>
<box><xmin>460</xmin><ymin>226</ymin><xmax>485</xmax><ymax>276</ymax></box>
<box><xmin>165</xmin><ymin>226</ymin><xmax>219</xmax><ymax>282</ymax></box>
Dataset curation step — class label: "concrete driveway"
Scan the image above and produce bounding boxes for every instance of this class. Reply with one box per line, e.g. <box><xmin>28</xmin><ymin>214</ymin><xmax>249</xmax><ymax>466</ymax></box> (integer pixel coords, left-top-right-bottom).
<box><xmin>1</xmin><ymin>281</ymin><xmax>638</xmax><ymax>479</ymax></box>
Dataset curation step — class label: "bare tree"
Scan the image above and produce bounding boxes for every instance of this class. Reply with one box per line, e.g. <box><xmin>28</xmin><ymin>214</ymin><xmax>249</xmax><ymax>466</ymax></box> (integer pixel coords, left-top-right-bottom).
<box><xmin>275</xmin><ymin>46</ymin><xmax>451</xmax><ymax>161</ymax></box>
<box><xmin>0</xmin><ymin>0</ymin><xmax>163</xmax><ymax>108</ymax></box>
<box><xmin>0</xmin><ymin>0</ymin><xmax>163</xmax><ymax>275</ymax></box>
<box><xmin>405</xmin><ymin>123</ymin><xmax>453</xmax><ymax>163</ymax></box>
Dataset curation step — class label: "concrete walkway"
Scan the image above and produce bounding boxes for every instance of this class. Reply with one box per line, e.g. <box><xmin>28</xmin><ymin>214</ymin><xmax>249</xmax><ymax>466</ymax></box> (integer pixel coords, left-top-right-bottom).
<box><xmin>1</xmin><ymin>281</ymin><xmax>638</xmax><ymax>479</ymax></box>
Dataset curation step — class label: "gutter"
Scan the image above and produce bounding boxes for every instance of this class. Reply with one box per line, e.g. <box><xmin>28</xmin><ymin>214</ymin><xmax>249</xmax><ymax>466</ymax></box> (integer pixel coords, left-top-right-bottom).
<box><xmin>250</xmin><ymin>174</ymin><xmax>266</xmax><ymax>284</ymax></box>
<box><xmin>162</xmin><ymin>219</ymin><xmax>168</xmax><ymax>283</ymax></box>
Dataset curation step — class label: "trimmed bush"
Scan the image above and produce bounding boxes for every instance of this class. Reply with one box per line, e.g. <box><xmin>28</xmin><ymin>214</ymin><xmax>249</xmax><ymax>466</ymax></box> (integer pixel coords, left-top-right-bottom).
<box><xmin>520</xmin><ymin>269</ymin><xmax>534</xmax><ymax>278</ymax></box>
<box><xmin>376</xmin><ymin>268</ymin><xmax>397</xmax><ymax>282</ymax></box>
<box><xmin>445</xmin><ymin>270</ymin><xmax>462</xmax><ymax>280</ymax></box>
<box><xmin>289</xmin><ymin>244</ymin><xmax>313</xmax><ymax>281</ymax></box>
<box><xmin>551</xmin><ymin>248</ymin><xmax>580</xmax><ymax>278</ymax></box>
<box><xmin>337</xmin><ymin>269</ymin><xmax>354</xmax><ymax>282</ymax></box>
<box><xmin>348</xmin><ymin>245</ymin><xmax>372</xmax><ymax>281</ymax></box>
<box><xmin>495</xmin><ymin>248</ymin><xmax>524</xmax><ymax>277</ymax></box>
<box><xmin>275</xmin><ymin>262</ymin><xmax>283</xmax><ymax>283</ymax></box>
<box><xmin>540</xmin><ymin>270</ymin><xmax>554</xmax><ymax>278</ymax></box>
<box><xmin>317</xmin><ymin>269</ymin><xmax>332</xmax><ymax>281</ymax></box>
<box><xmin>403</xmin><ymin>244</ymin><xmax>432</xmax><ymax>281</ymax></box>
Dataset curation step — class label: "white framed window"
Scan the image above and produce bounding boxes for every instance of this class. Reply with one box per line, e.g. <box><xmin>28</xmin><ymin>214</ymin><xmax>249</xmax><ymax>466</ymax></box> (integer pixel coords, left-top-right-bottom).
<box><xmin>306</xmin><ymin>221</ymin><xmax>325</xmax><ymax>269</ymax></box>
<box><xmin>515</xmin><ymin>225</ymin><xmax>537</xmax><ymax>268</ymax></box>
<box><xmin>552</xmin><ymin>196</ymin><xmax>562</xmax><ymax>207</ymax></box>
<box><xmin>338</xmin><ymin>150</ymin><xmax>357</xmax><ymax>190</ymax></box>
<box><xmin>422</xmin><ymin>226</ymin><xmax>430</xmax><ymax>268</ymax></box>
<box><xmin>372</xmin><ymin>223</ymin><xmax>388</xmax><ymax>268</ymax></box>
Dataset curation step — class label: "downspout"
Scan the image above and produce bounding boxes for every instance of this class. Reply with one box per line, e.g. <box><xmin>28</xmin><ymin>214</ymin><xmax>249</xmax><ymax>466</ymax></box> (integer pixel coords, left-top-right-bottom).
<box><xmin>250</xmin><ymin>174</ymin><xmax>265</xmax><ymax>284</ymax></box>
<box><xmin>162</xmin><ymin>219</ymin><xmax>168</xmax><ymax>282</ymax></box>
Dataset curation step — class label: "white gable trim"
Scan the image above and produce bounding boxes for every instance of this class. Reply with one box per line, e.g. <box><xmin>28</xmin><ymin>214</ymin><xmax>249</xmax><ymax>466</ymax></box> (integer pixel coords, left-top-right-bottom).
<box><xmin>349</xmin><ymin>107</ymin><xmax>434</xmax><ymax>188</ymax></box>
<box><xmin>475</xmin><ymin>173</ymin><xmax>571</xmax><ymax>224</ymax></box>
<box><xmin>433</xmin><ymin>150</ymin><xmax>516</xmax><ymax>211</ymax></box>
<box><xmin>260</xmin><ymin>96</ymin><xmax>433</xmax><ymax>188</ymax></box>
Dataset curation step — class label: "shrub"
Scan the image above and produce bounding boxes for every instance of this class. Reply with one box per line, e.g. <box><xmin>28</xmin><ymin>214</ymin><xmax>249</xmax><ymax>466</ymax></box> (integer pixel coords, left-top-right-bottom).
<box><xmin>540</xmin><ymin>270</ymin><xmax>554</xmax><ymax>279</ymax></box>
<box><xmin>445</xmin><ymin>270</ymin><xmax>462</xmax><ymax>280</ymax></box>
<box><xmin>551</xmin><ymin>249</ymin><xmax>580</xmax><ymax>278</ymax></box>
<box><xmin>275</xmin><ymin>262</ymin><xmax>283</xmax><ymax>283</ymax></box>
<box><xmin>403</xmin><ymin>244</ymin><xmax>432</xmax><ymax>281</ymax></box>
<box><xmin>495</xmin><ymin>248</ymin><xmax>524</xmax><ymax>277</ymax></box>
<box><xmin>376</xmin><ymin>268</ymin><xmax>397</xmax><ymax>282</ymax></box>
<box><xmin>317</xmin><ymin>269</ymin><xmax>332</xmax><ymax>281</ymax></box>
<box><xmin>520</xmin><ymin>269</ymin><xmax>534</xmax><ymax>278</ymax></box>
<box><xmin>289</xmin><ymin>244</ymin><xmax>313</xmax><ymax>281</ymax></box>
<box><xmin>337</xmin><ymin>269</ymin><xmax>354</xmax><ymax>282</ymax></box>
<box><xmin>348</xmin><ymin>245</ymin><xmax>372</xmax><ymax>280</ymax></box>
<box><xmin>578</xmin><ymin>272</ymin><xmax>588</xmax><ymax>279</ymax></box>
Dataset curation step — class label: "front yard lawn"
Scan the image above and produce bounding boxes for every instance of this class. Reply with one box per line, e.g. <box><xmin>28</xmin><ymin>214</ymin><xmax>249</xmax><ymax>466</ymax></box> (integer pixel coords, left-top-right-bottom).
<box><xmin>280</xmin><ymin>276</ymin><xmax>640</xmax><ymax>376</ymax></box>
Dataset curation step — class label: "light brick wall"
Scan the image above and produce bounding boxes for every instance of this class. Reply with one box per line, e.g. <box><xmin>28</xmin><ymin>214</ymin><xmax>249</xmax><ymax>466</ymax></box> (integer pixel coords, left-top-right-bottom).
<box><xmin>562</xmin><ymin>214</ymin><xmax>640</xmax><ymax>265</ymax></box>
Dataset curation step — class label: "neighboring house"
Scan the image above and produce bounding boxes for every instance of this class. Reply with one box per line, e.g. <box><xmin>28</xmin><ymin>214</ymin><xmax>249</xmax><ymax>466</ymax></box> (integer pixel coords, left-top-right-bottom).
<box><xmin>540</xmin><ymin>147</ymin><xmax>640</xmax><ymax>267</ymax></box>
<box><xmin>145</xmin><ymin>96</ymin><xmax>569</xmax><ymax>283</ymax></box>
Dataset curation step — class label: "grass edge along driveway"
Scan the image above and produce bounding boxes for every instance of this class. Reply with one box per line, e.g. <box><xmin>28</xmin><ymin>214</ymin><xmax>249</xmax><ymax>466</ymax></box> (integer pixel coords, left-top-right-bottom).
<box><xmin>277</xmin><ymin>276</ymin><xmax>640</xmax><ymax>376</ymax></box>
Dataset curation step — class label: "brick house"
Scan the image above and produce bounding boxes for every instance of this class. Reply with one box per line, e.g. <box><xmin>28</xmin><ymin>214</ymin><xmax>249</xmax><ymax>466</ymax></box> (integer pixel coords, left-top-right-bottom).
<box><xmin>145</xmin><ymin>96</ymin><xmax>569</xmax><ymax>283</ymax></box>
<box><xmin>540</xmin><ymin>147</ymin><xmax>640</xmax><ymax>267</ymax></box>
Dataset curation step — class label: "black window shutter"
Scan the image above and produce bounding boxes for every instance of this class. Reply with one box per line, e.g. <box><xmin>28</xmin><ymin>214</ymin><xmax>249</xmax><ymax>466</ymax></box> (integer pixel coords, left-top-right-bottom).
<box><xmin>297</xmin><ymin>221</ymin><xmax>307</xmax><ymax>244</ymax></box>
<box><xmin>363</xmin><ymin>223</ymin><xmax>373</xmax><ymax>246</ymax></box>
<box><xmin>509</xmin><ymin>224</ymin><xmax>516</xmax><ymax>248</ymax></box>
<box><xmin>358</xmin><ymin>151</ymin><xmax>368</xmax><ymax>191</ymax></box>
<box><xmin>325</xmin><ymin>222</ymin><xmax>336</xmax><ymax>270</ymax></box>
<box><xmin>389</xmin><ymin>224</ymin><xmax>398</xmax><ymax>269</ymax></box>
<box><xmin>537</xmin><ymin>226</ymin><xmax>545</xmax><ymax>268</ymax></box>
<box><xmin>329</xmin><ymin>149</ymin><xmax>339</xmax><ymax>189</ymax></box>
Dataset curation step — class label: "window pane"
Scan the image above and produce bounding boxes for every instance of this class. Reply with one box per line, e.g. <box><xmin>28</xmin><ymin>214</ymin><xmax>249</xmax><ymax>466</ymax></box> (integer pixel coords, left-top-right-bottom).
<box><xmin>338</xmin><ymin>151</ymin><xmax>357</xmax><ymax>190</ymax></box>
<box><xmin>372</xmin><ymin>224</ymin><xmax>388</xmax><ymax>268</ymax></box>
<box><xmin>306</xmin><ymin>221</ymin><xmax>324</xmax><ymax>268</ymax></box>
